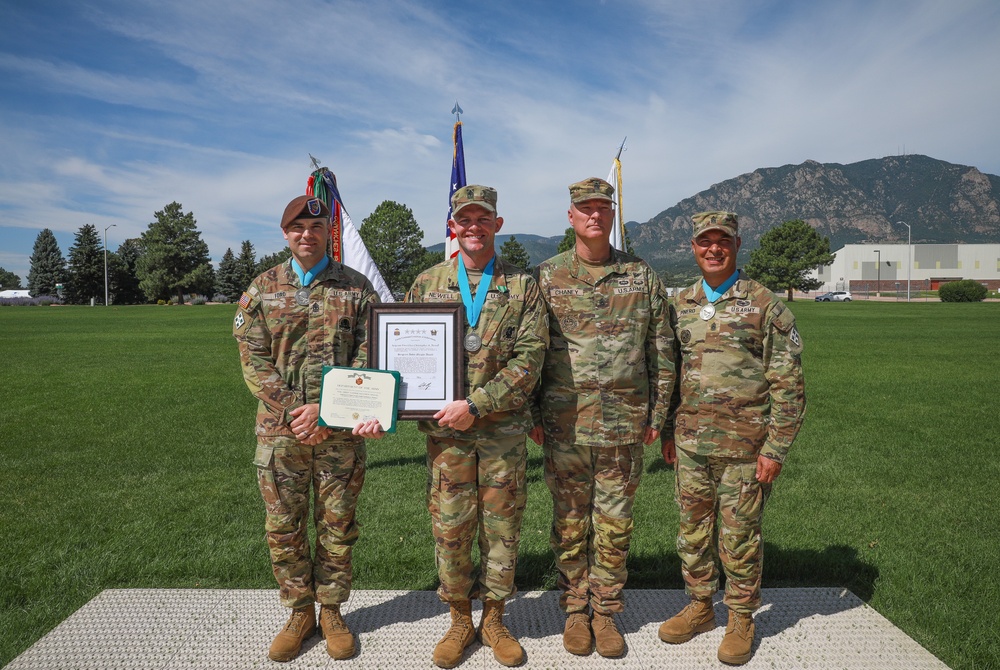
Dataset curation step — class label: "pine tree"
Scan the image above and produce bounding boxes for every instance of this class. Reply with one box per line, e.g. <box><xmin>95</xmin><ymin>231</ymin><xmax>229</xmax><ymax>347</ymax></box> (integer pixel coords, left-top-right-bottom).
<box><xmin>109</xmin><ymin>238</ymin><xmax>146</xmax><ymax>304</ymax></box>
<box><xmin>499</xmin><ymin>235</ymin><xmax>531</xmax><ymax>271</ymax></box>
<box><xmin>255</xmin><ymin>247</ymin><xmax>292</xmax><ymax>274</ymax></box>
<box><xmin>27</xmin><ymin>229</ymin><xmax>66</xmax><ymax>298</ymax></box>
<box><xmin>136</xmin><ymin>202</ymin><xmax>215</xmax><ymax>303</ymax></box>
<box><xmin>235</xmin><ymin>240</ymin><xmax>257</xmax><ymax>291</ymax></box>
<box><xmin>359</xmin><ymin>200</ymin><xmax>426</xmax><ymax>298</ymax></box>
<box><xmin>65</xmin><ymin>224</ymin><xmax>105</xmax><ymax>305</ymax></box>
<box><xmin>215</xmin><ymin>248</ymin><xmax>242</xmax><ymax>302</ymax></box>
<box><xmin>556</xmin><ymin>227</ymin><xmax>576</xmax><ymax>253</ymax></box>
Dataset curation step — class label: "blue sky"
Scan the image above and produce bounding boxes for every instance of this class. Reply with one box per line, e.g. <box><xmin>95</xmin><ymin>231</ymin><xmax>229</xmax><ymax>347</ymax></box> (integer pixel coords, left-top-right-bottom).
<box><xmin>1</xmin><ymin>0</ymin><xmax>998</xmax><ymax>282</ymax></box>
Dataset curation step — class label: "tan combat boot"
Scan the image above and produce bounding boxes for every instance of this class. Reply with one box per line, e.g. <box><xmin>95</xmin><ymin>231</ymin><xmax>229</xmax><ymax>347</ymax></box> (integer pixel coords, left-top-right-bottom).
<box><xmin>562</xmin><ymin>611</ymin><xmax>592</xmax><ymax>655</ymax></box>
<box><xmin>268</xmin><ymin>605</ymin><xmax>316</xmax><ymax>662</ymax></box>
<box><xmin>658</xmin><ymin>597</ymin><xmax>716</xmax><ymax>643</ymax></box>
<box><xmin>477</xmin><ymin>599</ymin><xmax>525</xmax><ymax>666</ymax></box>
<box><xmin>592</xmin><ymin>612</ymin><xmax>625</xmax><ymax>658</ymax></box>
<box><xmin>432</xmin><ymin>600</ymin><xmax>475</xmax><ymax>668</ymax></box>
<box><xmin>717</xmin><ymin>609</ymin><xmax>754</xmax><ymax>665</ymax></box>
<box><xmin>320</xmin><ymin>604</ymin><xmax>356</xmax><ymax>660</ymax></box>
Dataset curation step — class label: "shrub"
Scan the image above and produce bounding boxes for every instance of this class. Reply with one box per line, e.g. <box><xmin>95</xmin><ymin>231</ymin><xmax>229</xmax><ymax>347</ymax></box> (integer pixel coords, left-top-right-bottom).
<box><xmin>191</xmin><ymin>296</ymin><xmax>206</xmax><ymax>305</ymax></box>
<box><xmin>939</xmin><ymin>280</ymin><xmax>988</xmax><ymax>303</ymax></box>
<box><xmin>157</xmin><ymin>299</ymin><xmax>166</xmax><ymax>305</ymax></box>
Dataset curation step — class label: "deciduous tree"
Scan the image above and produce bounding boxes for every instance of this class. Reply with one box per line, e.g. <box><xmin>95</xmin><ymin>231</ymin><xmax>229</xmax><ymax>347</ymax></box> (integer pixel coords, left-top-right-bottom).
<box><xmin>27</xmin><ymin>228</ymin><xmax>66</xmax><ymax>297</ymax></box>
<box><xmin>359</xmin><ymin>200</ymin><xmax>426</xmax><ymax>297</ymax></box>
<box><xmin>65</xmin><ymin>224</ymin><xmax>105</xmax><ymax>305</ymax></box>
<box><xmin>744</xmin><ymin>219</ymin><xmax>835</xmax><ymax>301</ymax></box>
<box><xmin>0</xmin><ymin>267</ymin><xmax>22</xmax><ymax>289</ymax></box>
<box><xmin>136</xmin><ymin>202</ymin><xmax>214</xmax><ymax>303</ymax></box>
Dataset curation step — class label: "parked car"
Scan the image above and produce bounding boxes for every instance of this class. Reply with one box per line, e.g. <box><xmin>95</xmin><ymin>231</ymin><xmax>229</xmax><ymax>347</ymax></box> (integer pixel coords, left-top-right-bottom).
<box><xmin>815</xmin><ymin>291</ymin><xmax>852</xmax><ymax>302</ymax></box>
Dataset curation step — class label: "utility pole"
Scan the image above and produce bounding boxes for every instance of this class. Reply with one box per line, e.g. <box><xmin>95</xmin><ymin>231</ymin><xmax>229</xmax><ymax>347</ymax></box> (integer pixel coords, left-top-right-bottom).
<box><xmin>896</xmin><ymin>221</ymin><xmax>911</xmax><ymax>302</ymax></box>
<box><xmin>874</xmin><ymin>249</ymin><xmax>881</xmax><ymax>297</ymax></box>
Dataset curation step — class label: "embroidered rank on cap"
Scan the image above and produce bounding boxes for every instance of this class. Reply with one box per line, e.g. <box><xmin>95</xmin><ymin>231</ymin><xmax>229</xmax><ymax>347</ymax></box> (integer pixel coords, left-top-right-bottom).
<box><xmin>238</xmin><ymin>292</ymin><xmax>252</xmax><ymax>309</ymax></box>
<box><xmin>307</xmin><ymin>198</ymin><xmax>323</xmax><ymax>216</ymax></box>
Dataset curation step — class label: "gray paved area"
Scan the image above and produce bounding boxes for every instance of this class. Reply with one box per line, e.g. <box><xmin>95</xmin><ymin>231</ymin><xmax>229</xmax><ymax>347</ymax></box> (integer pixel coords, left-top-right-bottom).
<box><xmin>7</xmin><ymin>588</ymin><xmax>948</xmax><ymax>669</ymax></box>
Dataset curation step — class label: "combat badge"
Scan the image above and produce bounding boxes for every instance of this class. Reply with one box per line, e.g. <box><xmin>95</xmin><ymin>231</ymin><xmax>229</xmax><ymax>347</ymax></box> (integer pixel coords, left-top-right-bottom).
<box><xmin>561</xmin><ymin>315</ymin><xmax>580</xmax><ymax>331</ymax></box>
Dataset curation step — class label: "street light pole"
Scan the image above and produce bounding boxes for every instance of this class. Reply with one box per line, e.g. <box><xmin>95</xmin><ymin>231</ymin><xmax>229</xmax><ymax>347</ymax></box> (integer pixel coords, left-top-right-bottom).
<box><xmin>104</xmin><ymin>224</ymin><xmax>116</xmax><ymax>306</ymax></box>
<box><xmin>896</xmin><ymin>221</ymin><xmax>911</xmax><ymax>302</ymax></box>
<box><xmin>874</xmin><ymin>249</ymin><xmax>881</xmax><ymax>297</ymax></box>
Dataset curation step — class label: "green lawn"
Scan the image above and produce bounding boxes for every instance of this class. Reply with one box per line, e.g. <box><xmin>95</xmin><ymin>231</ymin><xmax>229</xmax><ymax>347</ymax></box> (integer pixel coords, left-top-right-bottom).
<box><xmin>1</xmin><ymin>302</ymin><xmax>998</xmax><ymax>669</ymax></box>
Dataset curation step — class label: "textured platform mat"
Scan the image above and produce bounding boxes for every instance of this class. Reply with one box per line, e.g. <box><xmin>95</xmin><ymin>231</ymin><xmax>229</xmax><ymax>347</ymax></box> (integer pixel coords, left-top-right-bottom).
<box><xmin>7</xmin><ymin>587</ymin><xmax>948</xmax><ymax>669</ymax></box>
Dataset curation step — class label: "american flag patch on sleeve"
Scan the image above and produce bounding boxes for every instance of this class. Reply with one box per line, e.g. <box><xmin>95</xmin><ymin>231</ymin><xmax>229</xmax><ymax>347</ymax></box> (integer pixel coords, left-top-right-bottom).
<box><xmin>238</xmin><ymin>292</ymin><xmax>252</xmax><ymax>309</ymax></box>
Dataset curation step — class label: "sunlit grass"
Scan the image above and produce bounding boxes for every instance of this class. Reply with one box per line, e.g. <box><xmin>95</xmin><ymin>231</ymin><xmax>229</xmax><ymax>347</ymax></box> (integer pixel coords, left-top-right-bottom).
<box><xmin>1</xmin><ymin>302</ymin><xmax>997</xmax><ymax>668</ymax></box>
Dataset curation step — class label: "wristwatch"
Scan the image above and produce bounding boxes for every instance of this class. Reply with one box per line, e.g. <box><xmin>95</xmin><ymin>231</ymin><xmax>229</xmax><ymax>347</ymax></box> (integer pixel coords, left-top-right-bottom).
<box><xmin>466</xmin><ymin>397</ymin><xmax>481</xmax><ymax>418</ymax></box>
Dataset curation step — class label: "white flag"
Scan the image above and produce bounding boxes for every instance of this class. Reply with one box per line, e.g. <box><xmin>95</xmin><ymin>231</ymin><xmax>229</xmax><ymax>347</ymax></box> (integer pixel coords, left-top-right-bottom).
<box><xmin>340</xmin><ymin>206</ymin><xmax>395</xmax><ymax>302</ymax></box>
<box><xmin>607</xmin><ymin>157</ymin><xmax>625</xmax><ymax>251</ymax></box>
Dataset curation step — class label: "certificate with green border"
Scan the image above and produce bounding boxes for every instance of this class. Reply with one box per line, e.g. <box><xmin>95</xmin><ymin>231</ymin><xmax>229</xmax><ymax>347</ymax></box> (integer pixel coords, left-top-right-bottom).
<box><xmin>318</xmin><ymin>366</ymin><xmax>400</xmax><ymax>434</ymax></box>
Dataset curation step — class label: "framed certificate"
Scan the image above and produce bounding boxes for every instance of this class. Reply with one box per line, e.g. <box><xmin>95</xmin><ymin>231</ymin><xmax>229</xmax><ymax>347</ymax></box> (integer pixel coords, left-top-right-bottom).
<box><xmin>369</xmin><ymin>303</ymin><xmax>464</xmax><ymax>420</ymax></box>
<box><xmin>319</xmin><ymin>366</ymin><xmax>400</xmax><ymax>433</ymax></box>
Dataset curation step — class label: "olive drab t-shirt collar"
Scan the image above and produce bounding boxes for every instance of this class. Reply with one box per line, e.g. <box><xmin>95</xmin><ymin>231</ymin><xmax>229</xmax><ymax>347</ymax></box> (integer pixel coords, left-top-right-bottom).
<box><xmin>569</xmin><ymin>247</ymin><xmax>629</xmax><ymax>284</ymax></box>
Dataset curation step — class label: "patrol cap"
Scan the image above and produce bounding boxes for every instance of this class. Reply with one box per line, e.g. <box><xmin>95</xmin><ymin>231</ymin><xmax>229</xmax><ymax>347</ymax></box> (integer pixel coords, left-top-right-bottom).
<box><xmin>451</xmin><ymin>184</ymin><xmax>497</xmax><ymax>217</ymax></box>
<box><xmin>281</xmin><ymin>195</ymin><xmax>331</xmax><ymax>228</ymax></box>
<box><xmin>569</xmin><ymin>177</ymin><xmax>615</xmax><ymax>204</ymax></box>
<box><xmin>691</xmin><ymin>211</ymin><xmax>738</xmax><ymax>239</ymax></box>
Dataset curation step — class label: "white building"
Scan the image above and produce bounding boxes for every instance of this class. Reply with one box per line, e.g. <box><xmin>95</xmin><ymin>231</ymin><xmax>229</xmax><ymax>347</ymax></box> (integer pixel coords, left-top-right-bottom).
<box><xmin>811</xmin><ymin>244</ymin><xmax>1000</xmax><ymax>293</ymax></box>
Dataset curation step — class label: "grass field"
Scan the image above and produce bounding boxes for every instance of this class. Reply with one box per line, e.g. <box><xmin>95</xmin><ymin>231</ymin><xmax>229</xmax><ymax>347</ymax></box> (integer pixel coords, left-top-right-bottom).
<box><xmin>1</xmin><ymin>302</ymin><xmax>998</xmax><ymax>669</ymax></box>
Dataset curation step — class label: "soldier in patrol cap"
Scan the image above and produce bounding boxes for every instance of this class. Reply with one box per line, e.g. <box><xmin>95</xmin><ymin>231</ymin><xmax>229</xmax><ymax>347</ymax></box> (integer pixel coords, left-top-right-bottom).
<box><xmin>532</xmin><ymin>177</ymin><xmax>675</xmax><ymax>658</ymax></box>
<box><xmin>234</xmin><ymin>193</ymin><xmax>384</xmax><ymax>662</ymax></box>
<box><xmin>658</xmin><ymin>210</ymin><xmax>805</xmax><ymax>665</ymax></box>
<box><xmin>406</xmin><ymin>184</ymin><xmax>548</xmax><ymax>668</ymax></box>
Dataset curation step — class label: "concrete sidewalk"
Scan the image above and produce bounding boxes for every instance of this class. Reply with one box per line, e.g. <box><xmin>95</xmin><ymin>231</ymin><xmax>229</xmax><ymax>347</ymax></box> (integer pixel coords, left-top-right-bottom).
<box><xmin>7</xmin><ymin>587</ymin><xmax>948</xmax><ymax>669</ymax></box>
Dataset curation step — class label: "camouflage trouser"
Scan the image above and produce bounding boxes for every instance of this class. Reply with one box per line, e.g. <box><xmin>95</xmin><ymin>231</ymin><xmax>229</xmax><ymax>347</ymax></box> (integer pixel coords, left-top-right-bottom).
<box><xmin>426</xmin><ymin>433</ymin><xmax>527</xmax><ymax>603</ymax></box>
<box><xmin>254</xmin><ymin>434</ymin><xmax>366</xmax><ymax>609</ymax></box>
<box><xmin>674</xmin><ymin>449</ymin><xmax>770</xmax><ymax>613</ymax></box>
<box><xmin>544</xmin><ymin>440</ymin><xmax>643</xmax><ymax>614</ymax></box>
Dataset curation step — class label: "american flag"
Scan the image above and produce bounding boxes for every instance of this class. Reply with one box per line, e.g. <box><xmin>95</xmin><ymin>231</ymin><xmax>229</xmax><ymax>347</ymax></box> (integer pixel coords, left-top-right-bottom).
<box><xmin>445</xmin><ymin>120</ymin><xmax>466</xmax><ymax>259</ymax></box>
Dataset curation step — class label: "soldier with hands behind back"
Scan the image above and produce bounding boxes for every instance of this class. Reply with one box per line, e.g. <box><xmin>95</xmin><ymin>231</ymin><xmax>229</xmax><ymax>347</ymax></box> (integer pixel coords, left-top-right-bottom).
<box><xmin>234</xmin><ymin>195</ymin><xmax>384</xmax><ymax>662</ymax></box>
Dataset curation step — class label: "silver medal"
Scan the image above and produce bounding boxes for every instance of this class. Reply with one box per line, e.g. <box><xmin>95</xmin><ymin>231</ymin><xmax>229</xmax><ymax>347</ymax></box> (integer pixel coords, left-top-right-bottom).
<box><xmin>699</xmin><ymin>304</ymin><xmax>716</xmax><ymax>320</ymax></box>
<box><xmin>295</xmin><ymin>288</ymin><xmax>310</xmax><ymax>306</ymax></box>
<box><xmin>464</xmin><ymin>332</ymin><xmax>482</xmax><ymax>352</ymax></box>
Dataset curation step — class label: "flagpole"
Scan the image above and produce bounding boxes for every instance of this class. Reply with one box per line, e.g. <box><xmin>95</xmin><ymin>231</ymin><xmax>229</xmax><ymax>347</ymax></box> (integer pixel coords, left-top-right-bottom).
<box><xmin>446</xmin><ymin>102</ymin><xmax>467</xmax><ymax>259</ymax></box>
<box><xmin>608</xmin><ymin>137</ymin><xmax>627</xmax><ymax>251</ymax></box>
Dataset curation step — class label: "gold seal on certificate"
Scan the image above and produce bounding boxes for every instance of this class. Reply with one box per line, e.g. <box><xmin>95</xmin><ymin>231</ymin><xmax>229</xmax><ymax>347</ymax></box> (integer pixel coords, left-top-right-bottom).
<box><xmin>318</xmin><ymin>366</ymin><xmax>400</xmax><ymax>433</ymax></box>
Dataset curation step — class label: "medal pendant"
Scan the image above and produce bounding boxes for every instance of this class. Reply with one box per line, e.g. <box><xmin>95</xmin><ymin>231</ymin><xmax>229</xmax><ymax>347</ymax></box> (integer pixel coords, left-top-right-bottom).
<box><xmin>295</xmin><ymin>288</ymin><xmax>310</xmax><ymax>306</ymax></box>
<box><xmin>700</xmin><ymin>304</ymin><xmax>716</xmax><ymax>320</ymax></box>
<box><xmin>464</xmin><ymin>332</ymin><xmax>482</xmax><ymax>352</ymax></box>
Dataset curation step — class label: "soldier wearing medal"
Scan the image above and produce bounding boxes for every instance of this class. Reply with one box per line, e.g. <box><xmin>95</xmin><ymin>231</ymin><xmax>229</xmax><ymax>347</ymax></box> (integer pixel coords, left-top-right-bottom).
<box><xmin>233</xmin><ymin>194</ymin><xmax>384</xmax><ymax>663</ymax></box>
<box><xmin>531</xmin><ymin>177</ymin><xmax>676</xmax><ymax>658</ymax></box>
<box><xmin>659</xmin><ymin>211</ymin><xmax>806</xmax><ymax>665</ymax></box>
<box><xmin>405</xmin><ymin>184</ymin><xmax>548</xmax><ymax>668</ymax></box>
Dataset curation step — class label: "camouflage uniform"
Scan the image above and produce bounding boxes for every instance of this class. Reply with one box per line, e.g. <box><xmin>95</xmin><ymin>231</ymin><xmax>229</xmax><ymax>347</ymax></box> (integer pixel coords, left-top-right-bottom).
<box><xmin>535</xmin><ymin>248</ymin><xmax>675</xmax><ymax>614</ymax></box>
<box><xmin>669</xmin><ymin>270</ymin><xmax>805</xmax><ymax>613</ymax></box>
<box><xmin>234</xmin><ymin>258</ymin><xmax>379</xmax><ymax>608</ymax></box>
<box><xmin>406</xmin><ymin>256</ymin><xmax>548</xmax><ymax>603</ymax></box>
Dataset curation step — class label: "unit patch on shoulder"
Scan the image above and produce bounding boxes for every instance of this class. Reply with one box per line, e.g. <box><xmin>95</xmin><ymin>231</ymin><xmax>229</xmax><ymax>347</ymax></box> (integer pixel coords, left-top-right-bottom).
<box><xmin>234</xmin><ymin>312</ymin><xmax>245</xmax><ymax>330</ymax></box>
<box><xmin>789</xmin><ymin>327</ymin><xmax>801</xmax><ymax>347</ymax></box>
